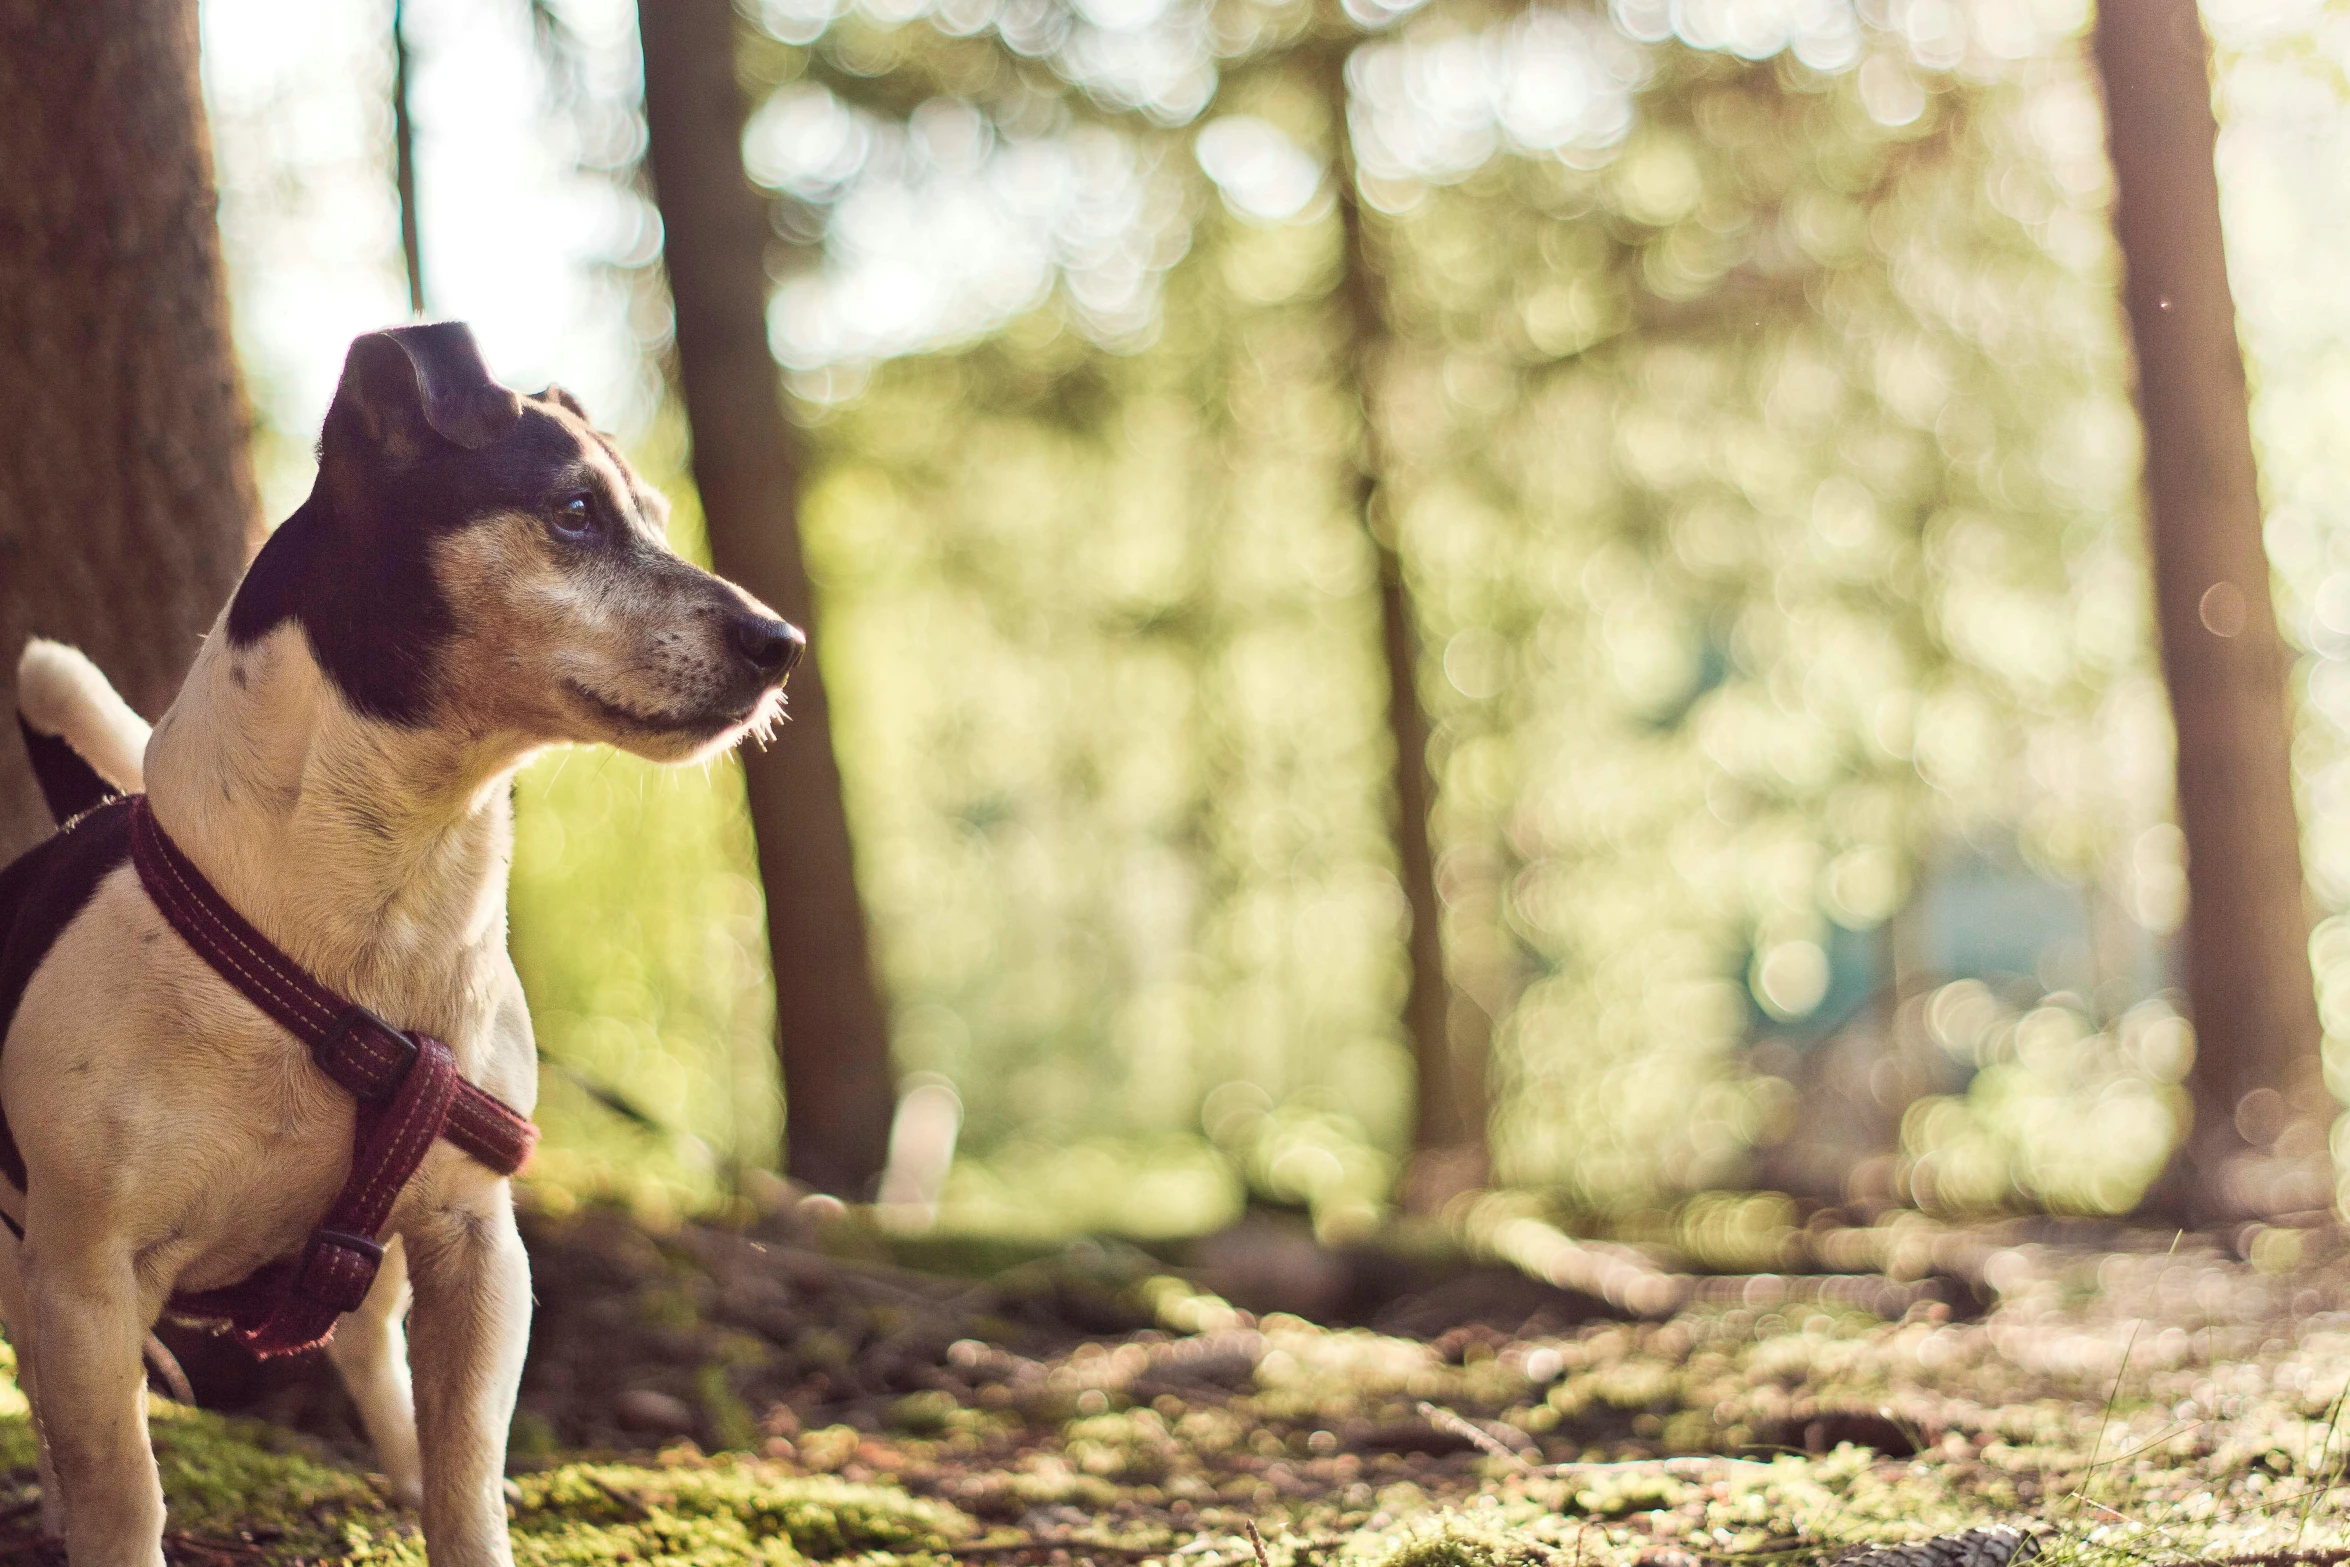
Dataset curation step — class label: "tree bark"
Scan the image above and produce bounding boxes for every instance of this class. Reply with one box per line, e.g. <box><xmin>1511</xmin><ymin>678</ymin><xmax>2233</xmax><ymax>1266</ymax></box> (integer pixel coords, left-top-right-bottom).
<box><xmin>0</xmin><ymin>0</ymin><xmax>259</xmax><ymax>863</ymax></box>
<box><xmin>1318</xmin><ymin>43</ymin><xmax>1485</xmax><ymax>1211</ymax></box>
<box><xmin>2093</xmin><ymin>0</ymin><xmax>2330</xmax><ymax>1220</ymax></box>
<box><xmin>637</xmin><ymin>0</ymin><xmax>897</xmax><ymax>1197</ymax></box>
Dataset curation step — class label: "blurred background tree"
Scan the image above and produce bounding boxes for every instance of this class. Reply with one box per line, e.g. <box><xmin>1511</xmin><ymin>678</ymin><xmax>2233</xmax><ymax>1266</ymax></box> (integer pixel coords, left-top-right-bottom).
<box><xmin>86</xmin><ymin>0</ymin><xmax>2350</xmax><ymax>1240</ymax></box>
<box><xmin>2091</xmin><ymin>0</ymin><xmax>2325</xmax><ymax>1224</ymax></box>
<box><xmin>641</xmin><ymin>0</ymin><xmax>900</xmax><ymax>1199</ymax></box>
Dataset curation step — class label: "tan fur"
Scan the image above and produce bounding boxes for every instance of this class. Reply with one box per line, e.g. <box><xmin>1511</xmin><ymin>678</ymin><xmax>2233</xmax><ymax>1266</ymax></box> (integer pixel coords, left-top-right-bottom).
<box><xmin>428</xmin><ymin>510</ymin><xmax>782</xmax><ymax>764</ymax></box>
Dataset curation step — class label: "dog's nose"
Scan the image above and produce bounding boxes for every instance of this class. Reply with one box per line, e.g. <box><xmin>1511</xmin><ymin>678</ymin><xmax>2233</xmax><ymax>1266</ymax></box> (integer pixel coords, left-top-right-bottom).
<box><xmin>730</xmin><ymin>614</ymin><xmax>805</xmax><ymax>681</ymax></box>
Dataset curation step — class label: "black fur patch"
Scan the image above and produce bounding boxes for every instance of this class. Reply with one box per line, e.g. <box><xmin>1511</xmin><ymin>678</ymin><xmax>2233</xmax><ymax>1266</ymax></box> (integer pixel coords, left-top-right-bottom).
<box><xmin>0</xmin><ymin>797</ymin><xmax>136</xmax><ymax>1191</ymax></box>
<box><xmin>227</xmin><ymin>490</ymin><xmax>453</xmax><ymax>726</ymax></box>
<box><xmin>19</xmin><ymin>715</ymin><xmax>121</xmax><ymax>825</ymax></box>
<box><xmin>228</xmin><ymin>402</ymin><xmax>624</xmax><ymax>726</ymax></box>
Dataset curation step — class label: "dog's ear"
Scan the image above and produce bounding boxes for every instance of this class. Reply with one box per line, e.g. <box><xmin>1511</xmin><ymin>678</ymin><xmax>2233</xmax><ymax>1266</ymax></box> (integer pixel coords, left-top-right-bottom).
<box><xmin>323</xmin><ymin>323</ymin><xmax>524</xmax><ymax>464</ymax></box>
<box><xmin>536</xmin><ymin>384</ymin><xmax>591</xmax><ymax>421</ymax></box>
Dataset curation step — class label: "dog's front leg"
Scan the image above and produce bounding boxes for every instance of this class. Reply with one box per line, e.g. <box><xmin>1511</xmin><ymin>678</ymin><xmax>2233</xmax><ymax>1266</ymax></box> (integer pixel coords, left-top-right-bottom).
<box><xmin>325</xmin><ymin>1235</ymin><xmax>423</xmax><ymax>1508</ymax></box>
<box><xmin>19</xmin><ymin>1231</ymin><xmax>164</xmax><ymax>1566</ymax></box>
<box><xmin>0</xmin><ymin>1221</ymin><xmax>69</xmax><ymax>1541</ymax></box>
<box><xmin>404</xmin><ymin>1179</ymin><xmax>531</xmax><ymax>1567</ymax></box>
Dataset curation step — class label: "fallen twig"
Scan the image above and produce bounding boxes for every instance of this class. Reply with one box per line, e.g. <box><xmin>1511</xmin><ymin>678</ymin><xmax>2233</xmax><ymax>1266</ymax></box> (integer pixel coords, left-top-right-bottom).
<box><xmin>1420</xmin><ymin>1397</ymin><xmax>1779</xmax><ymax>1480</ymax></box>
<box><xmin>1417</xmin><ymin>1402</ymin><xmax>1536</xmax><ymax>1468</ymax></box>
<box><xmin>588</xmin><ymin>1476</ymin><xmax>651</xmax><ymax>1522</ymax></box>
<box><xmin>142</xmin><ymin>1332</ymin><xmax>195</xmax><ymax>1407</ymax></box>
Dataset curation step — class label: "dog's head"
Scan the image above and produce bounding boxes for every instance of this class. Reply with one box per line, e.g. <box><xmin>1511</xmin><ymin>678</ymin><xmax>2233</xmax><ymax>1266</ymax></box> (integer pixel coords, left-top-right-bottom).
<box><xmin>230</xmin><ymin>323</ymin><xmax>801</xmax><ymax>765</ymax></box>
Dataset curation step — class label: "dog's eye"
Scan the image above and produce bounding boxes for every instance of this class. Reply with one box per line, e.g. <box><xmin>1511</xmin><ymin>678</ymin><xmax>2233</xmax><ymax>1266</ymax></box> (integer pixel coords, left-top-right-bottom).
<box><xmin>549</xmin><ymin>494</ymin><xmax>596</xmax><ymax>540</ymax></box>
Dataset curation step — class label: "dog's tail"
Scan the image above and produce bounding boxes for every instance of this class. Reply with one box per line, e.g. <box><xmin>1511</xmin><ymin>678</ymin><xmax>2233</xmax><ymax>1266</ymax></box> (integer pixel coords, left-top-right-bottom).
<box><xmin>17</xmin><ymin>639</ymin><xmax>148</xmax><ymax>824</ymax></box>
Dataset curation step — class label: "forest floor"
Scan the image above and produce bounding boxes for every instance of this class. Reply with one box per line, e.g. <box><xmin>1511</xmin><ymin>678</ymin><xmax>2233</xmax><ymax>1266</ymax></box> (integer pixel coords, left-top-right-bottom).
<box><xmin>9</xmin><ymin>1202</ymin><xmax>2350</xmax><ymax>1567</ymax></box>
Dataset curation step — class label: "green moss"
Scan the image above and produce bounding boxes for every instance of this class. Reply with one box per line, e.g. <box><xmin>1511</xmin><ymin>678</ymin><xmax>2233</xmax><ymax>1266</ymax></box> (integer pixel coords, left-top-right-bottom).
<box><xmin>512</xmin><ymin>1512</ymin><xmax>809</xmax><ymax>1567</ymax></box>
<box><xmin>341</xmin><ymin>1520</ymin><xmax>431</xmax><ymax>1567</ymax></box>
<box><xmin>147</xmin><ymin>1405</ymin><xmax>388</xmax><ymax>1530</ymax></box>
<box><xmin>0</xmin><ymin>1402</ymin><xmax>981</xmax><ymax>1567</ymax></box>
<box><xmin>511</xmin><ymin>1461</ymin><xmax>973</xmax><ymax>1557</ymax></box>
<box><xmin>0</xmin><ymin>1405</ymin><xmax>405</xmax><ymax>1557</ymax></box>
<box><xmin>1365</xmin><ymin>1523</ymin><xmax>1551</xmax><ymax>1567</ymax></box>
<box><xmin>350</xmin><ymin>1457</ymin><xmax>973</xmax><ymax>1567</ymax></box>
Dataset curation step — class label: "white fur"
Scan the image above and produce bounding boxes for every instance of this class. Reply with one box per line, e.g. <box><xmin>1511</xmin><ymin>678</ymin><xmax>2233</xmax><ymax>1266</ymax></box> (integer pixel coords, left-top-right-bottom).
<box><xmin>15</xmin><ymin>640</ymin><xmax>149</xmax><ymax>795</ymax></box>
<box><xmin>3</xmin><ymin>622</ymin><xmax>540</xmax><ymax>1564</ymax></box>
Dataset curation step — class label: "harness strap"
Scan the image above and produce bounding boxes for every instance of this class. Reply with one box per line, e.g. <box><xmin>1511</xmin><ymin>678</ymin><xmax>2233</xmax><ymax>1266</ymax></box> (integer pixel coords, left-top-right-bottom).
<box><xmin>126</xmin><ymin>797</ymin><xmax>536</xmax><ymax>1357</ymax></box>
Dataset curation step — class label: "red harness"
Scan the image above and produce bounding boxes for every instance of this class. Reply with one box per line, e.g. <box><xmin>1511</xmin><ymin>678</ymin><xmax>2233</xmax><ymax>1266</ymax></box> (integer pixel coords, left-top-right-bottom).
<box><xmin>128</xmin><ymin>797</ymin><xmax>537</xmax><ymax>1358</ymax></box>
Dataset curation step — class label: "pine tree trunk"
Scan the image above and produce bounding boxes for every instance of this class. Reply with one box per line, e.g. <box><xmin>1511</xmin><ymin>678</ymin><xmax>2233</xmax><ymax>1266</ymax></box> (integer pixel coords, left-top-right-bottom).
<box><xmin>2093</xmin><ymin>0</ymin><xmax>2331</xmax><ymax>1220</ymax></box>
<box><xmin>0</xmin><ymin>0</ymin><xmax>259</xmax><ymax>862</ymax></box>
<box><xmin>637</xmin><ymin>0</ymin><xmax>898</xmax><ymax>1197</ymax></box>
<box><xmin>1319</xmin><ymin>44</ymin><xmax>1485</xmax><ymax>1211</ymax></box>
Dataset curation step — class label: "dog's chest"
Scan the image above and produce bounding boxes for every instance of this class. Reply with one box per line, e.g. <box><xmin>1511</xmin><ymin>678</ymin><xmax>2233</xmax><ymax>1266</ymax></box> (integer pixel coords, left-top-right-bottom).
<box><xmin>6</xmin><ymin>866</ymin><xmax>515</xmax><ymax>1285</ymax></box>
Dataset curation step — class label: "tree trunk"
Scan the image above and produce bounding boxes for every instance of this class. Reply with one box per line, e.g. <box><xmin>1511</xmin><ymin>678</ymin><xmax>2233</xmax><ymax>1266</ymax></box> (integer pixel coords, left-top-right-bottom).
<box><xmin>1318</xmin><ymin>43</ymin><xmax>1485</xmax><ymax>1211</ymax></box>
<box><xmin>2092</xmin><ymin>0</ymin><xmax>2330</xmax><ymax>1221</ymax></box>
<box><xmin>0</xmin><ymin>0</ymin><xmax>259</xmax><ymax>863</ymax></box>
<box><xmin>393</xmin><ymin>0</ymin><xmax>425</xmax><ymax>317</ymax></box>
<box><xmin>637</xmin><ymin>0</ymin><xmax>897</xmax><ymax>1197</ymax></box>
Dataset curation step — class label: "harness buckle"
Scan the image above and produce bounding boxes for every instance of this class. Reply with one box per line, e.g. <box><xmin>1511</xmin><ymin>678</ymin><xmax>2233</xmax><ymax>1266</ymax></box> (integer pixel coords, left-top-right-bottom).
<box><xmin>293</xmin><ymin>1228</ymin><xmax>385</xmax><ymax>1315</ymax></box>
<box><xmin>318</xmin><ymin>1006</ymin><xmax>420</xmax><ymax>1102</ymax></box>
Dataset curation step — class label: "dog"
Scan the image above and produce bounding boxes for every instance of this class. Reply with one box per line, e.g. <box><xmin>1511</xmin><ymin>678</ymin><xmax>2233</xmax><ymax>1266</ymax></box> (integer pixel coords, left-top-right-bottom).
<box><xmin>0</xmin><ymin>322</ymin><xmax>803</xmax><ymax>1566</ymax></box>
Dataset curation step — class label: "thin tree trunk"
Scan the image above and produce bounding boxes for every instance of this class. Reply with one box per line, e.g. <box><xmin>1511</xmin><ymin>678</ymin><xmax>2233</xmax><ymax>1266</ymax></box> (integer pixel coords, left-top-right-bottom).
<box><xmin>1317</xmin><ymin>43</ymin><xmax>1485</xmax><ymax>1211</ymax></box>
<box><xmin>2092</xmin><ymin>0</ymin><xmax>2330</xmax><ymax>1220</ymax></box>
<box><xmin>393</xmin><ymin>0</ymin><xmax>425</xmax><ymax>317</ymax></box>
<box><xmin>637</xmin><ymin>0</ymin><xmax>897</xmax><ymax>1197</ymax></box>
<box><xmin>0</xmin><ymin>0</ymin><xmax>259</xmax><ymax>862</ymax></box>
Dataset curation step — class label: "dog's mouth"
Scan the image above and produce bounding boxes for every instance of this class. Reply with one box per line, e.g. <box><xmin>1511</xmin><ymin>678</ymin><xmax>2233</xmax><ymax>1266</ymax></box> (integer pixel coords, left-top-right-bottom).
<box><xmin>565</xmin><ymin>679</ymin><xmax>774</xmax><ymax>742</ymax></box>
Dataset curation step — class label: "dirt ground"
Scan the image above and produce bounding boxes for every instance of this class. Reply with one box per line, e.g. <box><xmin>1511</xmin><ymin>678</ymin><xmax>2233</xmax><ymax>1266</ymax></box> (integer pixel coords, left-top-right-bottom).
<box><xmin>12</xmin><ymin>1202</ymin><xmax>2350</xmax><ymax>1567</ymax></box>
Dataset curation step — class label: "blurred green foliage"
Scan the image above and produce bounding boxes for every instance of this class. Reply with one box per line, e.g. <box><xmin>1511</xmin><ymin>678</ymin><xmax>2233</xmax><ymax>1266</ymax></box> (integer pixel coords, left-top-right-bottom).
<box><xmin>1351</xmin><ymin>31</ymin><xmax>2149</xmax><ymax>1208</ymax></box>
<box><xmin>733</xmin><ymin>0</ymin><xmax>2174</xmax><ymax>1224</ymax></box>
<box><xmin>212</xmin><ymin>0</ymin><xmax>2349</xmax><ymax>1229</ymax></box>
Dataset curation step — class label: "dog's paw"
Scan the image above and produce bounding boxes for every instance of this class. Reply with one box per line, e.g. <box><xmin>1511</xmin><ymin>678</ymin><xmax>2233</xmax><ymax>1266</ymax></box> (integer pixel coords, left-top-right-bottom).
<box><xmin>376</xmin><ymin>1470</ymin><xmax>425</xmax><ymax>1511</ymax></box>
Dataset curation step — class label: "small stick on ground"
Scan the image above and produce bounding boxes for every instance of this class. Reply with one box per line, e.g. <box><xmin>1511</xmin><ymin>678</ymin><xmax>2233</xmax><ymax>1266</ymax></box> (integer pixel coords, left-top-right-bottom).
<box><xmin>589</xmin><ymin>1477</ymin><xmax>651</xmax><ymax>1522</ymax></box>
<box><xmin>1245</xmin><ymin>1521</ymin><xmax>1271</xmax><ymax>1567</ymax></box>
<box><xmin>142</xmin><ymin>1332</ymin><xmax>194</xmax><ymax>1407</ymax></box>
<box><xmin>1419</xmin><ymin>1402</ymin><xmax>1535</xmax><ymax>1469</ymax></box>
<box><xmin>1417</xmin><ymin>1403</ymin><xmax>1776</xmax><ymax>1481</ymax></box>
